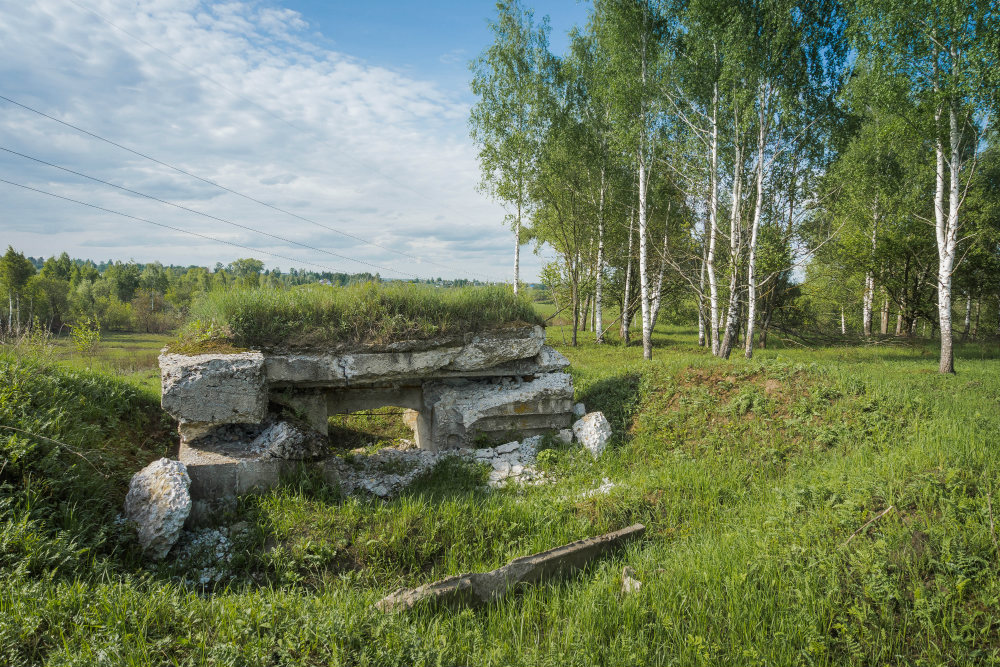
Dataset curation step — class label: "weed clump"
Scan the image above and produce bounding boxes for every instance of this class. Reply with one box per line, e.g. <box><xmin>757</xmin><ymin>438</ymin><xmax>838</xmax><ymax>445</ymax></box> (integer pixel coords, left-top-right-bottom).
<box><xmin>176</xmin><ymin>282</ymin><xmax>544</xmax><ymax>352</ymax></box>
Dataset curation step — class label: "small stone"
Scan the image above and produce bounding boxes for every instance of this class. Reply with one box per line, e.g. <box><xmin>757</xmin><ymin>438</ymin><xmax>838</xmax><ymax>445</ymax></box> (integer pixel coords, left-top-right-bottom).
<box><xmin>555</xmin><ymin>429</ymin><xmax>573</xmax><ymax>445</ymax></box>
<box><xmin>124</xmin><ymin>458</ymin><xmax>191</xmax><ymax>560</ymax></box>
<box><xmin>622</xmin><ymin>566</ymin><xmax>642</xmax><ymax>594</ymax></box>
<box><xmin>511</xmin><ymin>464</ymin><xmax>524</xmax><ymax>476</ymax></box>
<box><xmin>492</xmin><ymin>460</ymin><xmax>512</xmax><ymax>474</ymax></box>
<box><xmin>573</xmin><ymin>402</ymin><xmax>587</xmax><ymax>418</ymax></box>
<box><xmin>495</xmin><ymin>441</ymin><xmax>520</xmax><ymax>455</ymax></box>
<box><xmin>573</xmin><ymin>412</ymin><xmax>613</xmax><ymax>459</ymax></box>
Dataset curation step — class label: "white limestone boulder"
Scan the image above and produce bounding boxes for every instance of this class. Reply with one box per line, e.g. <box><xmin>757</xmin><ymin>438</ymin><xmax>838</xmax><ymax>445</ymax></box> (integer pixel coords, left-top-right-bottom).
<box><xmin>160</xmin><ymin>351</ymin><xmax>267</xmax><ymax>426</ymax></box>
<box><xmin>124</xmin><ymin>458</ymin><xmax>192</xmax><ymax>560</ymax></box>
<box><xmin>573</xmin><ymin>411</ymin><xmax>613</xmax><ymax>459</ymax></box>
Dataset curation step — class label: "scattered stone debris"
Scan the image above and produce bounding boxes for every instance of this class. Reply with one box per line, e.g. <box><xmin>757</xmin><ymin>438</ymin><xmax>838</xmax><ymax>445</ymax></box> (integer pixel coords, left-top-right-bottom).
<box><xmin>123</xmin><ymin>458</ymin><xmax>192</xmax><ymax>560</ymax></box>
<box><xmin>326</xmin><ymin>434</ymin><xmax>550</xmax><ymax>497</ymax></box>
<box><xmin>249</xmin><ymin>420</ymin><xmax>327</xmax><ymax>459</ymax></box>
<box><xmin>573</xmin><ymin>412</ymin><xmax>613</xmax><ymax>459</ymax></box>
<box><xmin>621</xmin><ymin>566</ymin><xmax>642</xmax><ymax>594</ymax></box>
<box><xmin>473</xmin><ymin>435</ymin><xmax>547</xmax><ymax>487</ymax></box>
<box><xmin>173</xmin><ymin>527</ymin><xmax>235</xmax><ymax>586</ymax></box>
<box><xmin>376</xmin><ymin>523</ymin><xmax>646</xmax><ymax>612</ymax></box>
<box><xmin>328</xmin><ymin>444</ymin><xmax>441</xmax><ymax>498</ymax></box>
<box><xmin>573</xmin><ymin>402</ymin><xmax>587</xmax><ymax>418</ymax></box>
<box><xmin>578</xmin><ymin>477</ymin><xmax>616</xmax><ymax>499</ymax></box>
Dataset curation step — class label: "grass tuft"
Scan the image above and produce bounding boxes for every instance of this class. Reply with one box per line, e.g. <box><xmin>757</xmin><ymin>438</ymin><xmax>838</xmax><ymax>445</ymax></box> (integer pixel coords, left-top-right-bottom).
<box><xmin>176</xmin><ymin>282</ymin><xmax>544</xmax><ymax>351</ymax></box>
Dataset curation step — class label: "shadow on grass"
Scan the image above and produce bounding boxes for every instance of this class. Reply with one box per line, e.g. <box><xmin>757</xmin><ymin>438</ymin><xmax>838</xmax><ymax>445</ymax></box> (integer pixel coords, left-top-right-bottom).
<box><xmin>577</xmin><ymin>372</ymin><xmax>643</xmax><ymax>437</ymax></box>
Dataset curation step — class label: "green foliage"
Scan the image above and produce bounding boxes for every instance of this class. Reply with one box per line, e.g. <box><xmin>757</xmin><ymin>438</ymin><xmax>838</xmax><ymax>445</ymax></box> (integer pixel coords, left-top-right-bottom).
<box><xmin>4</xmin><ymin>326</ymin><xmax>1000</xmax><ymax>664</ymax></box>
<box><xmin>182</xmin><ymin>282</ymin><xmax>544</xmax><ymax>350</ymax></box>
<box><xmin>69</xmin><ymin>316</ymin><xmax>101</xmax><ymax>355</ymax></box>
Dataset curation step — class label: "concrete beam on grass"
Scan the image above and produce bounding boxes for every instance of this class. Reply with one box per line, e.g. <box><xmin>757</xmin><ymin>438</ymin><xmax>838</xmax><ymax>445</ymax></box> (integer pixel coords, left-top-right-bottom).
<box><xmin>375</xmin><ymin>523</ymin><xmax>646</xmax><ymax>612</ymax></box>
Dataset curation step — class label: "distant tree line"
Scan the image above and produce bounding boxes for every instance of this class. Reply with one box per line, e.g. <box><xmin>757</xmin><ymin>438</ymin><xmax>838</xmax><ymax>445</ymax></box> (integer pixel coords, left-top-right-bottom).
<box><xmin>0</xmin><ymin>247</ymin><xmax>381</xmax><ymax>336</ymax></box>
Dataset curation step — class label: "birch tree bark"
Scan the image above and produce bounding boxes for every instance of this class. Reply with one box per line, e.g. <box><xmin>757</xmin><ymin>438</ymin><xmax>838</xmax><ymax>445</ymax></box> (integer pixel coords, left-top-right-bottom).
<box><xmin>621</xmin><ymin>211</ymin><xmax>634</xmax><ymax>344</ymax></box>
<box><xmin>595</xmin><ymin>169</ymin><xmax>606</xmax><ymax>343</ymax></box>
<box><xmin>706</xmin><ymin>82</ymin><xmax>721</xmax><ymax>354</ymax></box>
<box><xmin>862</xmin><ymin>202</ymin><xmax>879</xmax><ymax>337</ymax></box>
<box><xmin>744</xmin><ymin>85</ymin><xmax>767</xmax><ymax>359</ymax></box>
<box><xmin>718</xmin><ymin>103</ymin><xmax>743</xmax><ymax>359</ymax></box>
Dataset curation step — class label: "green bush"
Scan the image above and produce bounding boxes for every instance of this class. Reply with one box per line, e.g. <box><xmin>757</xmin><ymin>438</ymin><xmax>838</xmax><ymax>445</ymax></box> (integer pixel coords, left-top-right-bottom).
<box><xmin>69</xmin><ymin>316</ymin><xmax>101</xmax><ymax>355</ymax></box>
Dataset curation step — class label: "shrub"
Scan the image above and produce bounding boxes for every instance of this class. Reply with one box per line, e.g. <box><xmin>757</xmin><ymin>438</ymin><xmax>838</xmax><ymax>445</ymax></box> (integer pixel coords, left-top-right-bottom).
<box><xmin>69</xmin><ymin>316</ymin><xmax>101</xmax><ymax>355</ymax></box>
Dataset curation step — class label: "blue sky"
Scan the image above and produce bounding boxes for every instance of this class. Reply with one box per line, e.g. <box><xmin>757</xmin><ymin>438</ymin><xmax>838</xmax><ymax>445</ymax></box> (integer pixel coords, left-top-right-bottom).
<box><xmin>280</xmin><ymin>1</ymin><xmax>589</xmax><ymax>91</ymax></box>
<box><xmin>0</xmin><ymin>0</ymin><xmax>591</xmax><ymax>282</ymax></box>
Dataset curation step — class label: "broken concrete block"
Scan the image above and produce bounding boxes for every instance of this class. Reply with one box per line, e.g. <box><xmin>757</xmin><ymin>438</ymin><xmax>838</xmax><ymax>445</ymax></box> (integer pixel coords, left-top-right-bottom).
<box><xmin>425</xmin><ymin>373</ymin><xmax>574</xmax><ymax>449</ymax></box>
<box><xmin>444</xmin><ymin>326</ymin><xmax>545</xmax><ymax>371</ymax></box>
<box><xmin>573</xmin><ymin>412</ymin><xmax>613</xmax><ymax>459</ymax></box>
<box><xmin>263</xmin><ymin>327</ymin><xmax>545</xmax><ymax>387</ymax></box>
<box><xmin>160</xmin><ymin>351</ymin><xmax>267</xmax><ymax>426</ymax></box>
<box><xmin>555</xmin><ymin>429</ymin><xmax>573</xmax><ymax>445</ymax></box>
<box><xmin>573</xmin><ymin>402</ymin><xmax>587</xmax><ymax>418</ymax></box>
<box><xmin>376</xmin><ymin>523</ymin><xmax>645</xmax><ymax>612</ymax></box>
<box><xmin>124</xmin><ymin>458</ymin><xmax>192</xmax><ymax>560</ymax></box>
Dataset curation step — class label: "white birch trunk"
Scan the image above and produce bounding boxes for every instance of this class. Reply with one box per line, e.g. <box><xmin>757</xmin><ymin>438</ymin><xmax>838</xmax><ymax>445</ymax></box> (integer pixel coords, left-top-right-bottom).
<box><xmin>638</xmin><ymin>151</ymin><xmax>652</xmax><ymax>360</ymax></box>
<box><xmin>706</xmin><ymin>82</ymin><xmax>720</xmax><ymax>355</ymax></box>
<box><xmin>513</xmin><ymin>203</ymin><xmax>521</xmax><ymax>296</ymax></box>
<box><xmin>637</xmin><ymin>26</ymin><xmax>653</xmax><ymax>361</ymax></box>
<box><xmin>744</xmin><ymin>87</ymin><xmax>766</xmax><ymax>360</ymax></box>
<box><xmin>650</xmin><ymin>203</ymin><xmax>670</xmax><ymax>326</ymax></box>
<box><xmin>698</xmin><ymin>246</ymin><xmax>706</xmax><ymax>347</ymax></box>
<box><xmin>933</xmin><ymin>44</ymin><xmax>957</xmax><ymax>374</ymax></box>
<box><xmin>595</xmin><ymin>169</ymin><xmax>605</xmax><ymax>343</ymax></box>
<box><xmin>841</xmin><ymin>306</ymin><xmax>846</xmax><ymax>335</ymax></box>
<box><xmin>862</xmin><ymin>207</ymin><xmax>878</xmax><ymax>338</ymax></box>
<box><xmin>621</xmin><ymin>211</ymin><xmax>634</xmax><ymax>343</ymax></box>
<box><xmin>718</xmin><ymin>108</ymin><xmax>743</xmax><ymax>359</ymax></box>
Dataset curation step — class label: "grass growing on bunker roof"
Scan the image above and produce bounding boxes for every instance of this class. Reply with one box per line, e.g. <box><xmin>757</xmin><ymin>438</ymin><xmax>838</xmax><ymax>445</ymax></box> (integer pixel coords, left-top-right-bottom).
<box><xmin>177</xmin><ymin>282</ymin><xmax>545</xmax><ymax>351</ymax></box>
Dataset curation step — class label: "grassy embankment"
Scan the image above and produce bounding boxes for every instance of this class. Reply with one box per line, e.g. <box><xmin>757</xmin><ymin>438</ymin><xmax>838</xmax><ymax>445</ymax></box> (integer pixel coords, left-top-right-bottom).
<box><xmin>3</xmin><ymin>315</ymin><xmax>1000</xmax><ymax>665</ymax></box>
<box><xmin>176</xmin><ymin>283</ymin><xmax>545</xmax><ymax>352</ymax></box>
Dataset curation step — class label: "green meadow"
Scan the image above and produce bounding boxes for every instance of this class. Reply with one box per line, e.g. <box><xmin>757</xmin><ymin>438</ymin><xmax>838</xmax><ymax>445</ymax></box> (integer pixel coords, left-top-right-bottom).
<box><xmin>3</xmin><ymin>322</ymin><xmax>1000</xmax><ymax>666</ymax></box>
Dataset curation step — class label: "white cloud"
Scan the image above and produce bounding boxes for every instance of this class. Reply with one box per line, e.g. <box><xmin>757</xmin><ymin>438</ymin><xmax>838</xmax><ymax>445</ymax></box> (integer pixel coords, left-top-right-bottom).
<box><xmin>0</xmin><ymin>0</ymin><xmax>542</xmax><ymax>282</ymax></box>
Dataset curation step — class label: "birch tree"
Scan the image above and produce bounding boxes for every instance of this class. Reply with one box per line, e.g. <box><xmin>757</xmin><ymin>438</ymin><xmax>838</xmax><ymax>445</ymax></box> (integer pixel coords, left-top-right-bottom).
<box><xmin>849</xmin><ymin>0</ymin><xmax>997</xmax><ymax>372</ymax></box>
<box><xmin>470</xmin><ymin>0</ymin><xmax>552</xmax><ymax>295</ymax></box>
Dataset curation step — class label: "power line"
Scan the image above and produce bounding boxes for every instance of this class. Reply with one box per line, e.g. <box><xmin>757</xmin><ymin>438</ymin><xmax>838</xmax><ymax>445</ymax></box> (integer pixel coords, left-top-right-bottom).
<box><xmin>57</xmin><ymin>0</ymin><xmax>502</xmax><ymax>281</ymax></box>
<box><xmin>0</xmin><ymin>177</ymin><xmax>388</xmax><ymax>277</ymax></box>
<box><xmin>0</xmin><ymin>93</ymin><xmax>499</xmax><ymax>282</ymax></box>
<box><xmin>0</xmin><ymin>145</ymin><xmax>418</xmax><ymax>279</ymax></box>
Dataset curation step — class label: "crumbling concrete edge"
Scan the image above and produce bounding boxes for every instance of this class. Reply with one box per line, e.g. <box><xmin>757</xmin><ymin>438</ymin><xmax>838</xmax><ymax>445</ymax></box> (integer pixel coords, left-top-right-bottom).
<box><xmin>375</xmin><ymin>523</ymin><xmax>645</xmax><ymax>612</ymax></box>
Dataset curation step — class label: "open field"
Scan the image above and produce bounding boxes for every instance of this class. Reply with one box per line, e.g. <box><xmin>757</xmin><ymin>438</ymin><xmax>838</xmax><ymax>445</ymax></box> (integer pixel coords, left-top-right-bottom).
<box><xmin>3</xmin><ymin>324</ymin><xmax>1000</xmax><ymax>665</ymax></box>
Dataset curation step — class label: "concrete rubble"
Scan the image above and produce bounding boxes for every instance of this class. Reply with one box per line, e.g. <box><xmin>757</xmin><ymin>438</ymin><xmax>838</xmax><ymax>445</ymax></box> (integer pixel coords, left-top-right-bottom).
<box><xmin>573</xmin><ymin>411</ymin><xmax>613</xmax><ymax>459</ymax></box>
<box><xmin>155</xmin><ymin>326</ymin><xmax>578</xmax><ymax>518</ymax></box>
<box><xmin>123</xmin><ymin>458</ymin><xmax>192</xmax><ymax>560</ymax></box>
<box><xmin>376</xmin><ymin>523</ymin><xmax>646</xmax><ymax>612</ymax></box>
<box><xmin>621</xmin><ymin>566</ymin><xmax>642</xmax><ymax>594</ymax></box>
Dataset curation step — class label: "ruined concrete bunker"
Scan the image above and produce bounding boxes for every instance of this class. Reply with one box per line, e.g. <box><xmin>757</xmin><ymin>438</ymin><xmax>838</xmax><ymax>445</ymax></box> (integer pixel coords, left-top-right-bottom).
<box><xmin>159</xmin><ymin>325</ymin><xmax>574</xmax><ymax>514</ymax></box>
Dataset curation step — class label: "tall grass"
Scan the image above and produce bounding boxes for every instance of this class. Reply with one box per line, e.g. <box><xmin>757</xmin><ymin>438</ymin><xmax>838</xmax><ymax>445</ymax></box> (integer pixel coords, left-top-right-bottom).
<box><xmin>4</xmin><ymin>328</ymin><xmax>1000</xmax><ymax>665</ymax></box>
<box><xmin>183</xmin><ymin>282</ymin><xmax>544</xmax><ymax>351</ymax></box>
